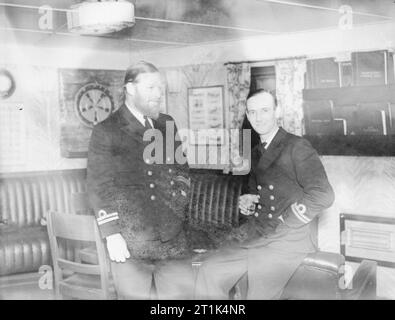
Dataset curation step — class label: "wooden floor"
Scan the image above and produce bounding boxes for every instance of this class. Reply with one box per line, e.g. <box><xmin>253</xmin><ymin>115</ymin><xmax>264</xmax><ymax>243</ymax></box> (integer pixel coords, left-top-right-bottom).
<box><xmin>1</xmin><ymin>283</ymin><xmax>55</xmax><ymax>300</ymax></box>
<box><xmin>0</xmin><ymin>272</ymin><xmax>388</xmax><ymax>300</ymax></box>
<box><xmin>1</xmin><ymin>283</ymin><xmax>389</xmax><ymax>300</ymax></box>
<box><xmin>0</xmin><ymin>273</ymin><xmax>55</xmax><ymax>300</ymax></box>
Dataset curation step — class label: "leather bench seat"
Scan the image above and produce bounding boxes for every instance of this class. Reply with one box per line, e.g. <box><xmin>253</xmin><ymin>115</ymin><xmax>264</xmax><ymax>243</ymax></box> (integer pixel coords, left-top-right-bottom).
<box><xmin>0</xmin><ymin>169</ymin><xmax>87</xmax><ymax>277</ymax></box>
<box><xmin>0</xmin><ymin>168</ymin><xmax>349</xmax><ymax>299</ymax></box>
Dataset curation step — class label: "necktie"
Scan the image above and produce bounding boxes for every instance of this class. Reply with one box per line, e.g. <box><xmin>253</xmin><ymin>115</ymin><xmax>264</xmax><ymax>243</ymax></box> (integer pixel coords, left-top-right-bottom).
<box><xmin>144</xmin><ymin>116</ymin><xmax>153</xmax><ymax>129</ymax></box>
<box><xmin>258</xmin><ymin>142</ymin><xmax>267</xmax><ymax>157</ymax></box>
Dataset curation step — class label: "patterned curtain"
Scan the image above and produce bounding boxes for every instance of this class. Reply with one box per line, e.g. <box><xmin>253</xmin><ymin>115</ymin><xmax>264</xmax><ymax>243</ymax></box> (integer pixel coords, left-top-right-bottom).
<box><xmin>275</xmin><ymin>59</ymin><xmax>306</xmax><ymax>136</ymax></box>
<box><xmin>226</xmin><ymin>63</ymin><xmax>251</xmax><ymax>172</ymax></box>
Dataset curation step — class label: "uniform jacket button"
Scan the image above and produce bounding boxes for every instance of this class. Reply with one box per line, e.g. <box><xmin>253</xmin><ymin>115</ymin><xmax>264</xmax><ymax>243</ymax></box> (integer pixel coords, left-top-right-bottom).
<box><xmin>150</xmin><ymin>195</ymin><xmax>156</xmax><ymax>200</ymax></box>
<box><xmin>167</xmin><ymin>157</ymin><xmax>171</xmax><ymax>162</ymax></box>
<box><xmin>254</xmin><ymin>212</ymin><xmax>259</xmax><ymax>217</ymax></box>
<box><xmin>270</xmin><ymin>195</ymin><xmax>275</xmax><ymax>200</ymax></box>
<box><xmin>172</xmin><ymin>192</ymin><xmax>176</xmax><ymax>197</ymax></box>
<box><xmin>257</xmin><ymin>185</ymin><xmax>262</xmax><ymax>190</ymax></box>
<box><xmin>257</xmin><ymin>204</ymin><xmax>262</xmax><ymax>210</ymax></box>
<box><xmin>150</xmin><ymin>183</ymin><xmax>155</xmax><ymax>188</ymax></box>
<box><xmin>269</xmin><ymin>185</ymin><xmax>274</xmax><ymax>190</ymax></box>
<box><xmin>268</xmin><ymin>213</ymin><xmax>273</xmax><ymax>219</ymax></box>
<box><xmin>168</xmin><ymin>169</ymin><xmax>172</xmax><ymax>173</ymax></box>
<box><xmin>270</xmin><ymin>206</ymin><xmax>275</xmax><ymax>211</ymax></box>
<box><xmin>147</xmin><ymin>171</ymin><xmax>153</xmax><ymax>176</ymax></box>
<box><xmin>170</xmin><ymin>180</ymin><xmax>174</xmax><ymax>185</ymax></box>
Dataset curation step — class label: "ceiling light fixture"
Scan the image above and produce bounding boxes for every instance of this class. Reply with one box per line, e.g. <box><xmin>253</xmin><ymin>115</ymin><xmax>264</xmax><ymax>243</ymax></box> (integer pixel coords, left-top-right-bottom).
<box><xmin>67</xmin><ymin>0</ymin><xmax>135</xmax><ymax>35</ymax></box>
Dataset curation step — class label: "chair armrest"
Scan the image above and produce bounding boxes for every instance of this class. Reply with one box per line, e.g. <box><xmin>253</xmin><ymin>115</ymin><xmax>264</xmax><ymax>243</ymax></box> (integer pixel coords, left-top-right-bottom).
<box><xmin>342</xmin><ymin>260</ymin><xmax>377</xmax><ymax>300</ymax></box>
<box><xmin>280</xmin><ymin>251</ymin><xmax>345</xmax><ymax>300</ymax></box>
<box><xmin>302</xmin><ymin>251</ymin><xmax>345</xmax><ymax>274</ymax></box>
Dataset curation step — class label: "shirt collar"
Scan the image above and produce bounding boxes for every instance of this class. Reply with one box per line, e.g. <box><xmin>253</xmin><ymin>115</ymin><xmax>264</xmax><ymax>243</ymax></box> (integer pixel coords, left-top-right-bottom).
<box><xmin>125</xmin><ymin>101</ymin><xmax>154</xmax><ymax>128</ymax></box>
<box><xmin>260</xmin><ymin>127</ymin><xmax>279</xmax><ymax>149</ymax></box>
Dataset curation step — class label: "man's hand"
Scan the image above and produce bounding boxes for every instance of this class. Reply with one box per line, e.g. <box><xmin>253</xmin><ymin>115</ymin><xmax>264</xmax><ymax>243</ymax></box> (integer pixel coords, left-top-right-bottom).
<box><xmin>239</xmin><ymin>194</ymin><xmax>260</xmax><ymax>216</ymax></box>
<box><xmin>106</xmin><ymin>233</ymin><xmax>130</xmax><ymax>263</ymax></box>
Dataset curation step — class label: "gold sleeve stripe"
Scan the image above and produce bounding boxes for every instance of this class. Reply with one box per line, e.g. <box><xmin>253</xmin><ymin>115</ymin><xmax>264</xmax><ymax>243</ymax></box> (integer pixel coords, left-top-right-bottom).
<box><xmin>97</xmin><ymin>216</ymin><xmax>119</xmax><ymax>225</ymax></box>
<box><xmin>97</xmin><ymin>212</ymin><xmax>119</xmax><ymax>222</ymax></box>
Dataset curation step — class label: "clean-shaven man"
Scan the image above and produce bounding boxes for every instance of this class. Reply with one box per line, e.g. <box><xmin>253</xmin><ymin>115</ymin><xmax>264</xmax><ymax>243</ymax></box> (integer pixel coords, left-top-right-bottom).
<box><xmin>196</xmin><ymin>89</ymin><xmax>335</xmax><ymax>299</ymax></box>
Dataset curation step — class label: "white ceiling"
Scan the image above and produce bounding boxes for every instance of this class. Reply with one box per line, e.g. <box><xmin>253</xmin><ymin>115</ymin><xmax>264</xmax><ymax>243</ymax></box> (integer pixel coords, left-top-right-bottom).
<box><xmin>1</xmin><ymin>0</ymin><xmax>395</xmax><ymax>53</ymax></box>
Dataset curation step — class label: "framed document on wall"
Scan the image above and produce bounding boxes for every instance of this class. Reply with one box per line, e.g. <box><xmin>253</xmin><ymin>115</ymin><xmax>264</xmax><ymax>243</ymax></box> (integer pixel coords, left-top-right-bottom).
<box><xmin>187</xmin><ymin>85</ymin><xmax>224</xmax><ymax>145</ymax></box>
<box><xmin>340</xmin><ymin>213</ymin><xmax>395</xmax><ymax>268</ymax></box>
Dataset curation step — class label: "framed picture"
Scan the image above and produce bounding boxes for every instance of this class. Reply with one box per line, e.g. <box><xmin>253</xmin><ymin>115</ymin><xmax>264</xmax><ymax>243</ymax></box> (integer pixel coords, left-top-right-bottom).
<box><xmin>340</xmin><ymin>213</ymin><xmax>395</xmax><ymax>268</ymax></box>
<box><xmin>58</xmin><ymin>68</ymin><xmax>124</xmax><ymax>158</ymax></box>
<box><xmin>187</xmin><ymin>85</ymin><xmax>225</xmax><ymax>145</ymax></box>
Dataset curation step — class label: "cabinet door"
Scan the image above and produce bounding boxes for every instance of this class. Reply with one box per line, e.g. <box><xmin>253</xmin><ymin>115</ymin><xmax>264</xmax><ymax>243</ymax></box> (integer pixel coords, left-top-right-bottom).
<box><xmin>303</xmin><ymin>100</ymin><xmax>334</xmax><ymax>135</ymax></box>
<box><xmin>306</xmin><ymin>58</ymin><xmax>339</xmax><ymax>89</ymax></box>
<box><xmin>333</xmin><ymin>103</ymin><xmax>388</xmax><ymax>135</ymax></box>
<box><xmin>352</xmin><ymin>50</ymin><xmax>394</xmax><ymax>86</ymax></box>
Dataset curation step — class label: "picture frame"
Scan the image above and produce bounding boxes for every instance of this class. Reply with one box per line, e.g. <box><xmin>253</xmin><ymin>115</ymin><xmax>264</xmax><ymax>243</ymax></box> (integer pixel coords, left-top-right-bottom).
<box><xmin>340</xmin><ymin>213</ymin><xmax>395</xmax><ymax>268</ymax></box>
<box><xmin>187</xmin><ymin>85</ymin><xmax>225</xmax><ymax>145</ymax></box>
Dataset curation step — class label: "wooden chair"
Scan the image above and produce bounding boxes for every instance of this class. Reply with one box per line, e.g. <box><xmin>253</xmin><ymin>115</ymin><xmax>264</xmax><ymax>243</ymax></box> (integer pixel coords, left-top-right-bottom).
<box><xmin>69</xmin><ymin>192</ymin><xmax>157</xmax><ymax>299</ymax></box>
<box><xmin>46</xmin><ymin>210</ymin><xmax>116</xmax><ymax>300</ymax></box>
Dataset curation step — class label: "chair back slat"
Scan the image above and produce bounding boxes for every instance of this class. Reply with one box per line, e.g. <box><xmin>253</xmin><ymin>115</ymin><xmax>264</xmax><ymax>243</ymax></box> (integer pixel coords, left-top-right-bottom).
<box><xmin>59</xmin><ymin>282</ymin><xmax>106</xmax><ymax>300</ymax></box>
<box><xmin>46</xmin><ymin>209</ymin><xmax>114</xmax><ymax>299</ymax></box>
<box><xmin>58</xmin><ymin>258</ymin><xmax>101</xmax><ymax>275</ymax></box>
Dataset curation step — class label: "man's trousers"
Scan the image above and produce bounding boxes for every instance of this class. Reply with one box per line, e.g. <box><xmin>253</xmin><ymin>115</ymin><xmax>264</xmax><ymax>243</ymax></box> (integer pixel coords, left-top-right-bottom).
<box><xmin>111</xmin><ymin>257</ymin><xmax>194</xmax><ymax>299</ymax></box>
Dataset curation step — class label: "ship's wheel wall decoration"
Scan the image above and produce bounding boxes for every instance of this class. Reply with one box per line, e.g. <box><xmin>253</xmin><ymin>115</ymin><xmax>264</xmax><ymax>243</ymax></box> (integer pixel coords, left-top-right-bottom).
<box><xmin>0</xmin><ymin>69</ymin><xmax>16</xmax><ymax>100</ymax></box>
<box><xmin>75</xmin><ymin>82</ymin><xmax>115</xmax><ymax>128</ymax></box>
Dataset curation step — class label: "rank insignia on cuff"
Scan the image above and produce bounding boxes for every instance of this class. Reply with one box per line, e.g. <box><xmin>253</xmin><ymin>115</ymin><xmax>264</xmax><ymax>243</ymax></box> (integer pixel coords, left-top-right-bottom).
<box><xmin>97</xmin><ymin>209</ymin><xmax>119</xmax><ymax>226</ymax></box>
<box><xmin>291</xmin><ymin>202</ymin><xmax>310</xmax><ymax>224</ymax></box>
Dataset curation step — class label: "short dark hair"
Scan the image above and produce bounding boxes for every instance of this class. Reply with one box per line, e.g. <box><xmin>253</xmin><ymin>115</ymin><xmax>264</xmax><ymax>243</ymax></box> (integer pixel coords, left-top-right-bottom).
<box><xmin>246</xmin><ymin>88</ymin><xmax>277</xmax><ymax>106</ymax></box>
<box><xmin>124</xmin><ymin>61</ymin><xmax>159</xmax><ymax>84</ymax></box>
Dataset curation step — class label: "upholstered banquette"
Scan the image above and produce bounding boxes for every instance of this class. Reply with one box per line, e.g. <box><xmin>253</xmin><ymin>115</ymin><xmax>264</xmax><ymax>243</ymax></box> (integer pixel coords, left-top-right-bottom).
<box><xmin>0</xmin><ymin>169</ymin><xmax>374</xmax><ymax>299</ymax></box>
<box><xmin>0</xmin><ymin>170</ymin><xmax>87</xmax><ymax>277</ymax></box>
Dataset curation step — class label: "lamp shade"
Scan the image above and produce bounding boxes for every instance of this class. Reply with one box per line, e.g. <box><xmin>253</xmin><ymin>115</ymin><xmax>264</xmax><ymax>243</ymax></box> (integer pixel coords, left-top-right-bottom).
<box><xmin>67</xmin><ymin>0</ymin><xmax>135</xmax><ymax>35</ymax></box>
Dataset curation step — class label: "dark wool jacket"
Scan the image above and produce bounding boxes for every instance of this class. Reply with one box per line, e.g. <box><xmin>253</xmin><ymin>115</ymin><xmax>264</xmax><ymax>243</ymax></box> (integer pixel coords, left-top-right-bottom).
<box><xmin>87</xmin><ymin>105</ymin><xmax>192</xmax><ymax>260</ymax></box>
<box><xmin>241</xmin><ymin>127</ymin><xmax>335</xmax><ymax>244</ymax></box>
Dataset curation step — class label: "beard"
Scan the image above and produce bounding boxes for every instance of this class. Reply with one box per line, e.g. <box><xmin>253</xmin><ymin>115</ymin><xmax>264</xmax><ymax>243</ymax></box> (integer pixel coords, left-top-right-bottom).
<box><xmin>134</xmin><ymin>98</ymin><xmax>161</xmax><ymax>119</ymax></box>
<box><xmin>144</xmin><ymin>102</ymin><xmax>160</xmax><ymax>119</ymax></box>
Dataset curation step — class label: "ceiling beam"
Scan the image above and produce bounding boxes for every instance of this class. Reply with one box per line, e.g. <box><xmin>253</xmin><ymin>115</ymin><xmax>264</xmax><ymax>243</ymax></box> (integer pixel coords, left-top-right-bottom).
<box><xmin>0</xmin><ymin>26</ymin><xmax>189</xmax><ymax>45</ymax></box>
<box><xmin>257</xmin><ymin>0</ymin><xmax>393</xmax><ymax>20</ymax></box>
<box><xmin>0</xmin><ymin>2</ymin><xmax>278</xmax><ymax>34</ymax></box>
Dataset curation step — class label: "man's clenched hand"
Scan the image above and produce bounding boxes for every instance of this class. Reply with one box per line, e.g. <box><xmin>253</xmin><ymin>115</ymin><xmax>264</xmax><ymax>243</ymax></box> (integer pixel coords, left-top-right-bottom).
<box><xmin>239</xmin><ymin>194</ymin><xmax>260</xmax><ymax>216</ymax></box>
<box><xmin>106</xmin><ymin>233</ymin><xmax>130</xmax><ymax>263</ymax></box>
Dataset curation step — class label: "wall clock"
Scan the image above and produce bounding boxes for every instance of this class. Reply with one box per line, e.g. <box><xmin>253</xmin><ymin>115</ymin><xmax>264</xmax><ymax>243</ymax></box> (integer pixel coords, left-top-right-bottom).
<box><xmin>74</xmin><ymin>82</ymin><xmax>114</xmax><ymax>127</ymax></box>
<box><xmin>0</xmin><ymin>69</ymin><xmax>16</xmax><ymax>100</ymax></box>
